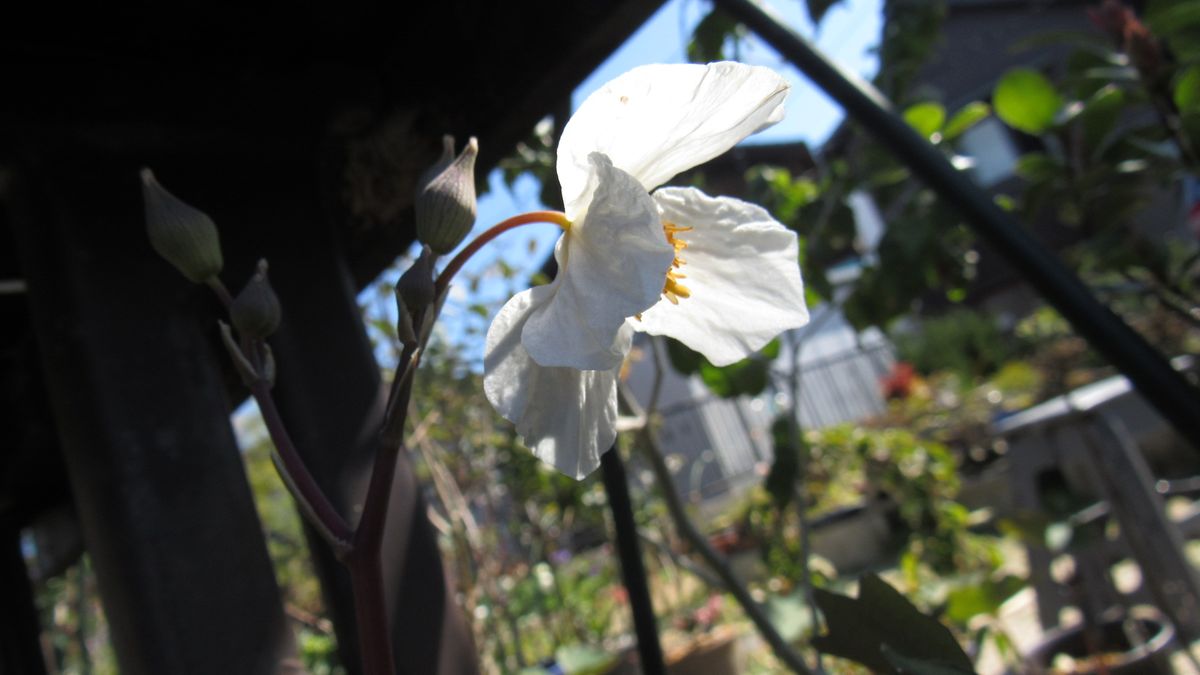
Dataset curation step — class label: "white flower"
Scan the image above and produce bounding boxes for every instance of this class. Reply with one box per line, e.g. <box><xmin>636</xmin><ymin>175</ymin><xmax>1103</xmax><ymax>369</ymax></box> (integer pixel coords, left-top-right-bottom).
<box><xmin>484</xmin><ymin>62</ymin><xmax>808</xmax><ymax>478</ymax></box>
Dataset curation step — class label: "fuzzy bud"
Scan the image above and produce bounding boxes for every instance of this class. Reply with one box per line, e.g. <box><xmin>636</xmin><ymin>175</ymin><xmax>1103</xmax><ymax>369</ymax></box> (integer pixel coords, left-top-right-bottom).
<box><xmin>231</xmin><ymin>259</ymin><xmax>282</xmax><ymax>339</ymax></box>
<box><xmin>141</xmin><ymin>168</ymin><xmax>224</xmax><ymax>283</ymax></box>
<box><xmin>415</xmin><ymin>135</ymin><xmax>478</xmax><ymax>254</ymax></box>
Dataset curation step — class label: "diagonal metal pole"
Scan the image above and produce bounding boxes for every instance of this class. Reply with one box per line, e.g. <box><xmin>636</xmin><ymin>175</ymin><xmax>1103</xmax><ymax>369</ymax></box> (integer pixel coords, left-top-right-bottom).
<box><xmin>717</xmin><ymin>0</ymin><xmax>1200</xmax><ymax>450</ymax></box>
<box><xmin>601</xmin><ymin>446</ymin><xmax>666</xmax><ymax>675</ymax></box>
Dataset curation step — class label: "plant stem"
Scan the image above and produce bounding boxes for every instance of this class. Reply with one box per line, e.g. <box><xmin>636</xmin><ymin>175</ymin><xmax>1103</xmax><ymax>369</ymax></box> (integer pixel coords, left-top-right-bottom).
<box><xmin>785</xmin><ymin>331</ymin><xmax>823</xmax><ymax>674</ymax></box>
<box><xmin>249</xmin><ymin>378</ymin><xmax>353</xmax><ymax>547</ymax></box>
<box><xmin>347</xmin><ymin>551</ymin><xmax>394</xmax><ymax>675</ymax></box>
<box><xmin>632</xmin><ymin>420</ymin><xmax>814</xmax><ymax>674</ymax></box>
<box><xmin>216</xmin><ymin>210</ymin><xmax>569</xmax><ymax>675</ymax></box>
<box><xmin>207</xmin><ymin>277</ymin><xmax>234</xmax><ymax>309</ymax></box>
<box><xmin>434</xmin><ymin>211</ymin><xmax>570</xmax><ymax>297</ymax></box>
<box><xmin>600</xmin><ymin>446</ymin><xmax>666</xmax><ymax>675</ymax></box>
<box><xmin>623</xmin><ymin>339</ymin><xmax>815</xmax><ymax>675</ymax></box>
<box><xmin>349</xmin><ymin>332</ymin><xmax>419</xmax><ymax>675</ymax></box>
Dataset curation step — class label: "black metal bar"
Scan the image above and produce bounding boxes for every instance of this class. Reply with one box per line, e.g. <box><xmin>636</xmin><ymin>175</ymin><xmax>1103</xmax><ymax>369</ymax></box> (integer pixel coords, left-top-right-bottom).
<box><xmin>717</xmin><ymin>0</ymin><xmax>1200</xmax><ymax>448</ymax></box>
<box><xmin>600</xmin><ymin>446</ymin><xmax>666</xmax><ymax>674</ymax></box>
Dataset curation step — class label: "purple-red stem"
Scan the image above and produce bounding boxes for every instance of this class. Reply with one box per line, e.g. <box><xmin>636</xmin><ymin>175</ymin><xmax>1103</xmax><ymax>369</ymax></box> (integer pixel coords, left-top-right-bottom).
<box><xmin>214</xmin><ymin>211</ymin><xmax>569</xmax><ymax>675</ymax></box>
<box><xmin>252</xmin><ymin>363</ymin><xmax>399</xmax><ymax>674</ymax></box>
<box><xmin>249</xmin><ymin>379</ymin><xmax>354</xmax><ymax>544</ymax></box>
<box><xmin>348</xmin><ymin>463</ymin><xmax>398</xmax><ymax>675</ymax></box>
<box><xmin>347</xmin><ymin>346</ymin><xmax>414</xmax><ymax>675</ymax></box>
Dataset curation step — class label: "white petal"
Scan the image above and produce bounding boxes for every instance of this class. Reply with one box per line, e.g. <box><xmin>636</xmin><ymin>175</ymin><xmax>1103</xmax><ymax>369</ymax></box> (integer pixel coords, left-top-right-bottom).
<box><xmin>484</xmin><ymin>289</ymin><xmax>620</xmax><ymax>479</ymax></box>
<box><xmin>637</xmin><ymin>188</ymin><xmax>808</xmax><ymax>366</ymax></box>
<box><xmin>522</xmin><ymin>154</ymin><xmax>672</xmax><ymax>370</ymax></box>
<box><xmin>558</xmin><ymin>62</ymin><xmax>789</xmax><ymax>217</ymax></box>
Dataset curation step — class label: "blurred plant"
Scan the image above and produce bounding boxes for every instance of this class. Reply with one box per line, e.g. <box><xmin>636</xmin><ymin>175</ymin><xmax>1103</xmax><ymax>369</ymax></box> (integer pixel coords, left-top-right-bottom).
<box><xmin>33</xmin><ymin>555</ymin><xmax>118</xmax><ymax>675</ymax></box>
<box><xmin>299</xmin><ymin>629</ymin><xmax>344</xmax><ymax>675</ymax></box>
<box><xmin>985</xmin><ymin>0</ymin><xmax>1200</xmax><ymax>335</ymax></box>
<box><xmin>893</xmin><ymin>309</ymin><xmax>1026</xmax><ymax>381</ymax></box>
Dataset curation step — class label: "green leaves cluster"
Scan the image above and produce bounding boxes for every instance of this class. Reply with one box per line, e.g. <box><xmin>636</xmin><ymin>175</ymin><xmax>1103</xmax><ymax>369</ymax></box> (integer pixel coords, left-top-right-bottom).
<box><xmin>982</xmin><ymin>4</ymin><xmax>1200</xmax><ymax>331</ymax></box>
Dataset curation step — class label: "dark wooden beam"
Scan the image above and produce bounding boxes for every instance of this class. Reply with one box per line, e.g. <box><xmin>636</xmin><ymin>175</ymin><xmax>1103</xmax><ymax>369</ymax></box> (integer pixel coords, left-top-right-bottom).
<box><xmin>7</xmin><ymin>144</ymin><xmax>296</xmax><ymax>675</ymax></box>
<box><xmin>1</xmin><ymin>2</ymin><xmax>665</xmax><ymax>291</ymax></box>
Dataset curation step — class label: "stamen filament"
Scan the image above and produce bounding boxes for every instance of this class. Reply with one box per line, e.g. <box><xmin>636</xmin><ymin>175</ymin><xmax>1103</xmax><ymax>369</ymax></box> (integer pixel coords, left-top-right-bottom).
<box><xmin>659</xmin><ymin>220</ymin><xmax>693</xmax><ymax>305</ymax></box>
<box><xmin>435</xmin><ymin>210</ymin><xmax>571</xmax><ymax>295</ymax></box>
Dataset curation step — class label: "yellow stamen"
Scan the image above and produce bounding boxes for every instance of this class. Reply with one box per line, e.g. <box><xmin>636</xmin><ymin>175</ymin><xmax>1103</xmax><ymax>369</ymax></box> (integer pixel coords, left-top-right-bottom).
<box><xmin>634</xmin><ymin>221</ymin><xmax>696</xmax><ymax>321</ymax></box>
<box><xmin>660</xmin><ymin>221</ymin><xmax>693</xmax><ymax>305</ymax></box>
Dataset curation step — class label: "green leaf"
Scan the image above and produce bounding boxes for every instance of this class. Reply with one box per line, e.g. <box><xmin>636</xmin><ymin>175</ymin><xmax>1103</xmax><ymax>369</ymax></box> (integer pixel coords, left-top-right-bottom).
<box><xmin>1146</xmin><ymin>1</ymin><xmax>1200</xmax><ymax>35</ymax></box>
<box><xmin>765</xmin><ymin>417</ymin><xmax>799</xmax><ymax>508</ymax></box>
<box><xmin>1075</xmin><ymin>84</ymin><xmax>1125</xmax><ymax>155</ymax></box>
<box><xmin>944</xmin><ymin>575</ymin><xmax>1026</xmax><ymax>623</ymax></box>
<box><xmin>882</xmin><ymin>646</ymin><xmax>976</xmax><ymax>675</ymax></box>
<box><xmin>665</xmin><ymin>338</ymin><xmax>704</xmax><ymax>375</ymax></box>
<box><xmin>688</xmin><ymin>9</ymin><xmax>740</xmax><ymax>63</ymax></box>
<box><xmin>670</xmin><ymin>338</ymin><xmax>780</xmax><ymax>398</ymax></box>
<box><xmin>1015</xmin><ymin>152</ymin><xmax>1061</xmax><ymax>182</ymax></box>
<box><xmin>699</xmin><ymin>358</ymin><xmax>770</xmax><ymax>398</ymax></box>
<box><xmin>943</xmin><ymin>102</ymin><xmax>990</xmax><ymax>141</ymax></box>
<box><xmin>812</xmin><ymin>574</ymin><xmax>975</xmax><ymax>673</ymax></box>
<box><xmin>993</xmin><ymin>68</ymin><xmax>1062</xmax><ymax>134</ymax></box>
<box><xmin>903</xmin><ymin>102</ymin><xmax>946</xmax><ymax>140</ymax></box>
<box><xmin>1175</xmin><ymin>65</ymin><xmax>1200</xmax><ymax>114</ymax></box>
<box><xmin>759</xmin><ymin>338</ymin><xmax>781</xmax><ymax>359</ymax></box>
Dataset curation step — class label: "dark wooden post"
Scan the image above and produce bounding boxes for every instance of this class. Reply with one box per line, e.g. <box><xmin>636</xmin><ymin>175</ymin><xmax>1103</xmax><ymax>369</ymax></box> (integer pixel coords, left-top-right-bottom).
<box><xmin>7</xmin><ymin>145</ymin><xmax>297</xmax><ymax>675</ymax></box>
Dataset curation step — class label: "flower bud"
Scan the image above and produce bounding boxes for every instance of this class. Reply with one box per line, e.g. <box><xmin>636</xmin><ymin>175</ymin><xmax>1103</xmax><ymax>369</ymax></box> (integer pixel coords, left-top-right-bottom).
<box><xmin>231</xmin><ymin>259</ymin><xmax>282</xmax><ymax>339</ymax></box>
<box><xmin>415</xmin><ymin>135</ymin><xmax>478</xmax><ymax>254</ymax></box>
<box><xmin>141</xmin><ymin>168</ymin><xmax>223</xmax><ymax>283</ymax></box>
<box><xmin>395</xmin><ymin>299</ymin><xmax>417</xmax><ymax>347</ymax></box>
<box><xmin>396</xmin><ymin>246</ymin><xmax>437</xmax><ymax>319</ymax></box>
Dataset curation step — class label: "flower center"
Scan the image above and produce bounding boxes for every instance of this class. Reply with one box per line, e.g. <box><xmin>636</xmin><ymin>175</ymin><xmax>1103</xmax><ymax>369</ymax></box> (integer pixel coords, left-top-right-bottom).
<box><xmin>661</xmin><ymin>221</ymin><xmax>692</xmax><ymax>304</ymax></box>
<box><xmin>634</xmin><ymin>221</ymin><xmax>693</xmax><ymax>321</ymax></box>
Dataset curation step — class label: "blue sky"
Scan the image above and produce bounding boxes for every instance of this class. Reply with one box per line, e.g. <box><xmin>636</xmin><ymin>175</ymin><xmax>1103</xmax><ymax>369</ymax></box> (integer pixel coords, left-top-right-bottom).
<box><xmin>390</xmin><ymin>0</ymin><xmax>883</xmax><ymax>366</ymax></box>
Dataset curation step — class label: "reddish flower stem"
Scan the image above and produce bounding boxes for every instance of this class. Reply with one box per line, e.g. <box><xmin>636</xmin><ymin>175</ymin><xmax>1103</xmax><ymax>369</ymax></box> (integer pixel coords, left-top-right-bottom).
<box><xmin>210</xmin><ymin>209</ymin><xmax>570</xmax><ymax>675</ymax></box>
<box><xmin>434</xmin><ymin>210</ymin><xmax>570</xmax><ymax>296</ymax></box>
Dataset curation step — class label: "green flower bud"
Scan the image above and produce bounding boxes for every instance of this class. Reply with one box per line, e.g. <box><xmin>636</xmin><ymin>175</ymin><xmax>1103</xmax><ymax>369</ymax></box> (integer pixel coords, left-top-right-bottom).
<box><xmin>231</xmin><ymin>259</ymin><xmax>282</xmax><ymax>339</ymax></box>
<box><xmin>396</xmin><ymin>246</ymin><xmax>437</xmax><ymax>322</ymax></box>
<box><xmin>415</xmin><ymin>135</ymin><xmax>478</xmax><ymax>255</ymax></box>
<box><xmin>141</xmin><ymin>168</ymin><xmax>223</xmax><ymax>283</ymax></box>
